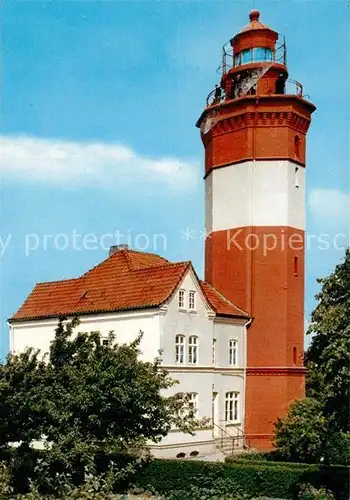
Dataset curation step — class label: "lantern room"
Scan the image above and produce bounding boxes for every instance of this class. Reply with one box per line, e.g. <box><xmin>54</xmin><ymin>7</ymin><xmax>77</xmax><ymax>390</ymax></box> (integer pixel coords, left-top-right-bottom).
<box><xmin>232</xmin><ymin>10</ymin><xmax>279</xmax><ymax>66</ymax></box>
<box><xmin>204</xmin><ymin>10</ymin><xmax>306</xmax><ymax>105</ymax></box>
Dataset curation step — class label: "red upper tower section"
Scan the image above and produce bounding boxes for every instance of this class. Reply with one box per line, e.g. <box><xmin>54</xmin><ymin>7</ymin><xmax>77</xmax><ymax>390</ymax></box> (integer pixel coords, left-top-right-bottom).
<box><xmin>197</xmin><ymin>10</ymin><xmax>315</xmax><ymax>177</ymax></box>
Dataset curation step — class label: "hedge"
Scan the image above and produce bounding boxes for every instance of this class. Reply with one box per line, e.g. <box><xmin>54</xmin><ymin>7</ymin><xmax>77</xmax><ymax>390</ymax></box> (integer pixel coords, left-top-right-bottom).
<box><xmin>1</xmin><ymin>447</ymin><xmax>349</xmax><ymax>499</ymax></box>
<box><xmin>132</xmin><ymin>459</ymin><xmax>350</xmax><ymax>500</ymax></box>
<box><xmin>225</xmin><ymin>456</ymin><xmax>315</xmax><ymax>469</ymax></box>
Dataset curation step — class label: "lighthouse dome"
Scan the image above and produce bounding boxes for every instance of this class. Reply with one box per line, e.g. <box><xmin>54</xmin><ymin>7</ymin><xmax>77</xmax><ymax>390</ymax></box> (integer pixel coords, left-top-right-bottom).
<box><xmin>240</xmin><ymin>10</ymin><xmax>270</xmax><ymax>32</ymax></box>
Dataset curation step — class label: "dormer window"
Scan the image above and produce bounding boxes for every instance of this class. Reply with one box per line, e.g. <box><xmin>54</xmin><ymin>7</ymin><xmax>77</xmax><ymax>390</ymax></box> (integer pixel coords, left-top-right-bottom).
<box><xmin>189</xmin><ymin>290</ymin><xmax>196</xmax><ymax>310</ymax></box>
<box><xmin>178</xmin><ymin>289</ymin><xmax>185</xmax><ymax>309</ymax></box>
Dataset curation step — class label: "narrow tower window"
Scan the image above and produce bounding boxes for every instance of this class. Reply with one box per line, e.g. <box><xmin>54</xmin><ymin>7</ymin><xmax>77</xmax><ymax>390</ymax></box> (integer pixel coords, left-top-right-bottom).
<box><xmin>294</xmin><ymin>135</ymin><xmax>300</xmax><ymax>158</ymax></box>
<box><xmin>293</xmin><ymin>347</ymin><xmax>297</xmax><ymax>365</ymax></box>
<box><xmin>295</xmin><ymin>166</ymin><xmax>300</xmax><ymax>188</ymax></box>
<box><xmin>294</xmin><ymin>256</ymin><xmax>299</xmax><ymax>276</ymax></box>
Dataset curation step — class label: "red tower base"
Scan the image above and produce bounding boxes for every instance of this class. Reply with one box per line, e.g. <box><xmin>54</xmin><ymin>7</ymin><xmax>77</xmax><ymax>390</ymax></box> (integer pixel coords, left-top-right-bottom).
<box><xmin>205</xmin><ymin>227</ymin><xmax>306</xmax><ymax>449</ymax></box>
<box><xmin>245</xmin><ymin>368</ymin><xmax>305</xmax><ymax>450</ymax></box>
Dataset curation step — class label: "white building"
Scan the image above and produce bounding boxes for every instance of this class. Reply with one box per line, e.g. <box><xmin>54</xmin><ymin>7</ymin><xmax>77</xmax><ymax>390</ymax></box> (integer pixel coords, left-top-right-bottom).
<box><xmin>9</xmin><ymin>245</ymin><xmax>250</xmax><ymax>458</ymax></box>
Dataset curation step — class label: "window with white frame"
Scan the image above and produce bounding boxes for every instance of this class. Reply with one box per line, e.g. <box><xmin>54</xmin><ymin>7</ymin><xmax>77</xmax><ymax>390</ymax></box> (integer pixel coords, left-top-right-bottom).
<box><xmin>225</xmin><ymin>392</ymin><xmax>239</xmax><ymax>422</ymax></box>
<box><xmin>229</xmin><ymin>339</ymin><xmax>238</xmax><ymax>366</ymax></box>
<box><xmin>188</xmin><ymin>336</ymin><xmax>198</xmax><ymax>364</ymax></box>
<box><xmin>175</xmin><ymin>335</ymin><xmax>185</xmax><ymax>364</ymax></box>
<box><xmin>188</xmin><ymin>290</ymin><xmax>196</xmax><ymax>310</ymax></box>
<box><xmin>178</xmin><ymin>289</ymin><xmax>185</xmax><ymax>309</ymax></box>
<box><xmin>188</xmin><ymin>392</ymin><xmax>199</xmax><ymax>417</ymax></box>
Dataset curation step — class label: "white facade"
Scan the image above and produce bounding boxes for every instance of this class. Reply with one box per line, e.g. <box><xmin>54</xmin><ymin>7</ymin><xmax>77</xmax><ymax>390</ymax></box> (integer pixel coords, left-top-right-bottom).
<box><xmin>206</xmin><ymin>160</ymin><xmax>305</xmax><ymax>232</ymax></box>
<box><xmin>10</xmin><ymin>268</ymin><xmax>249</xmax><ymax>459</ymax></box>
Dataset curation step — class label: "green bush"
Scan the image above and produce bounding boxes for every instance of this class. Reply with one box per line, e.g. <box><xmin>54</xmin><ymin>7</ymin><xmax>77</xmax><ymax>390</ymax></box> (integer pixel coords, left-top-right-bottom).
<box><xmin>133</xmin><ymin>459</ymin><xmax>349</xmax><ymax>500</ymax></box>
<box><xmin>1</xmin><ymin>450</ymin><xmax>349</xmax><ymax>499</ymax></box>
<box><xmin>324</xmin><ymin>433</ymin><xmax>350</xmax><ymax>466</ymax></box>
<box><xmin>225</xmin><ymin>456</ymin><xmax>315</xmax><ymax>469</ymax></box>
<box><xmin>298</xmin><ymin>483</ymin><xmax>335</xmax><ymax>500</ymax></box>
<box><xmin>227</xmin><ymin>451</ymin><xmax>282</xmax><ymax>462</ymax></box>
<box><xmin>133</xmin><ymin>459</ymin><xmax>304</xmax><ymax>498</ymax></box>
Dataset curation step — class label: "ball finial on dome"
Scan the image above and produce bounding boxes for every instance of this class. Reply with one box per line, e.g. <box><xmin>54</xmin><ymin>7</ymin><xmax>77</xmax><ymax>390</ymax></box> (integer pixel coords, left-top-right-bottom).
<box><xmin>249</xmin><ymin>9</ymin><xmax>260</xmax><ymax>21</ymax></box>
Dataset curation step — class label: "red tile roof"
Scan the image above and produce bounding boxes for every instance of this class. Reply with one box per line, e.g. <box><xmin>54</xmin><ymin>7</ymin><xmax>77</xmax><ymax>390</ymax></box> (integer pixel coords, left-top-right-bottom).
<box><xmin>11</xmin><ymin>249</ymin><xmax>249</xmax><ymax>321</ymax></box>
<box><xmin>199</xmin><ymin>281</ymin><xmax>248</xmax><ymax>318</ymax></box>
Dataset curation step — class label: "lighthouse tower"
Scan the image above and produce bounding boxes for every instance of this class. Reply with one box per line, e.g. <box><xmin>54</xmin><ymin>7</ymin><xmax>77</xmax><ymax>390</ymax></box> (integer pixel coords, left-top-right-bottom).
<box><xmin>197</xmin><ymin>11</ymin><xmax>316</xmax><ymax>449</ymax></box>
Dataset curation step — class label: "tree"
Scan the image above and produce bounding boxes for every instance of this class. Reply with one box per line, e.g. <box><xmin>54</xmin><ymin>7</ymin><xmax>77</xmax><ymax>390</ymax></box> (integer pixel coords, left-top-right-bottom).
<box><xmin>274</xmin><ymin>398</ymin><xmax>327</xmax><ymax>463</ymax></box>
<box><xmin>306</xmin><ymin>249</ymin><xmax>350</xmax><ymax>432</ymax></box>
<box><xmin>275</xmin><ymin>250</ymin><xmax>350</xmax><ymax>463</ymax></box>
<box><xmin>0</xmin><ymin>318</ymin><xmax>197</xmax><ymax>492</ymax></box>
<box><xmin>43</xmin><ymin>318</ymin><xmax>197</xmax><ymax>451</ymax></box>
<box><xmin>0</xmin><ymin>348</ymin><xmax>47</xmax><ymax>447</ymax></box>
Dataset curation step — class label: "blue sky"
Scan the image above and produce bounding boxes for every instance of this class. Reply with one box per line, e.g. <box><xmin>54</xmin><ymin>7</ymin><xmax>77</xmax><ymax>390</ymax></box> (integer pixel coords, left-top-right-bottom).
<box><xmin>1</xmin><ymin>0</ymin><xmax>349</xmax><ymax>358</ymax></box>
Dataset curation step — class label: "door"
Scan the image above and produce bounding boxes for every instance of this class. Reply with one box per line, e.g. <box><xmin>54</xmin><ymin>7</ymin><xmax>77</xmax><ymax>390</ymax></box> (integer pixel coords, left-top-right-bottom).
<box><xmin>212</xmin><ymin>392</ymin><xmax>220</xmax><ymax>437</ymax></box>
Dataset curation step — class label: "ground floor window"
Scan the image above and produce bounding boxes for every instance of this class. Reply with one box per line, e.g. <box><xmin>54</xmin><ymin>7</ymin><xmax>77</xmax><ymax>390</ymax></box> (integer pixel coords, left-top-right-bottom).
<box><xmin>225</xmin><ymin>391</ymin><xmax>239</xmax><ymax>422</ymax></box>
<box><xmin>188</xmin><ymin>392</ymin><xmax>199</xmax><ymax>418</ymax></box>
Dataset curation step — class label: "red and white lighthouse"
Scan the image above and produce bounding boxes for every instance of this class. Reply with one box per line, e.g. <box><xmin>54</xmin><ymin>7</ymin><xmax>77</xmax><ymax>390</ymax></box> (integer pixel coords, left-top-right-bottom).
<box><xmin>197</xmin><ymin>10</ymin><xmax>316</xmax><ymax>449</ymax></box>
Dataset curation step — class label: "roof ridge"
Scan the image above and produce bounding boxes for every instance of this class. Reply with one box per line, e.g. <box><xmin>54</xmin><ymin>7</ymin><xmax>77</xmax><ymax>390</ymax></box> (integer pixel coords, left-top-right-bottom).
<box><xmin>134</xmin><ymin>260</ymin><xmax>191</xmax><ymax>273</ymax></box>
<box><xmin>122</xmin><ymin>248</ymin><xmax>135</xmax><ymax>270</ymax></box>
<box><xmin>124</xmin><ymin>248</ymin><xmax>170</xmax><ymax>260</ymax></box>
<box><xmin>81</xmin><ymin>248</ymin><xmax>170</xmax><ymax>275</ymax></box>
<box><xmin>200</xmin><ymin>280</ymin><xmax>249</xmax><ymax>317</ymax></box>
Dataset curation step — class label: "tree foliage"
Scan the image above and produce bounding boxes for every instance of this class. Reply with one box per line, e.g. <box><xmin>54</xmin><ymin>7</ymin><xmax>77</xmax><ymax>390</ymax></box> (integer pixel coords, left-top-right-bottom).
<box><xmin>274</xmin><ymin>398</ymin><xmax>327</xmax><ymax>463</ymax></box>
<box><xmin>0</xmin><ymin>318</ymin><xmax>197</xmax><ymax>493</ymax></box>
<box><xmin>0</xmin><ymin>349</ymin><xmax>47</xmax><ymax>447</ymax></box>
<box><xmin>275</xmin><ymin>249</ymin><xmax>350</xmax><ymax>464</ymax></box>
<box><xmin>306</xmin><ymin>248</ymin><xmax>350</xmax><ymax>432</ymax></box>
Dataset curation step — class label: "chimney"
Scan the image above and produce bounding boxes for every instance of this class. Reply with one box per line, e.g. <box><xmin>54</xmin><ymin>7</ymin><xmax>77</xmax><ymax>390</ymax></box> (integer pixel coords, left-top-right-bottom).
<box><xmin>109</xmin><ymin>244</ymin><xmax>129</xmax><ymax>257</ymax></box>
